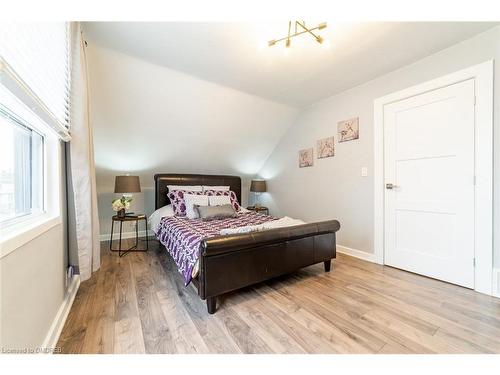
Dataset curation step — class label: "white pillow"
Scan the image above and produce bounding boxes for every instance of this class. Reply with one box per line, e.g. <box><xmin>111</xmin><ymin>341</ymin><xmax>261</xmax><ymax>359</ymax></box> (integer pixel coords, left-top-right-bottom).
<box><xmin>185</xmin><ymin>194</ymin><xmax>209</xmax><ymax>219</ymax></box>
<box><xmin>149</xmin><ymin>204</ymin><xmax>174</xmax><ymax>233</ymax></box>
<box><xmin>167</xmin><ymin>185</ymin><xmax>203</xmax><ymax>192</ymax></box>
<box><xmin>209</xmin><ymin>195</ymin><xmax>231</xmax><ymax>206</ymax></box>
<box><xmin>202</xmin><ymin>185</ymin><xmax>230</xmax><ymax>191</ymax></box>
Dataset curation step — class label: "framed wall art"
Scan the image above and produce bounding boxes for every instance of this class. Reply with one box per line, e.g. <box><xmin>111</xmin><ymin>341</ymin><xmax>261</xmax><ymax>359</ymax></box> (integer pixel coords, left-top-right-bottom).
<box><xmin>317</xmin><ymin>136</ymin><xmax>335</xmax><ymax>158</ymax></box>
<box><xmin>338</xmin><ymin>117</ymin><xmax>359</xmax><ymax>142</ymax></box>
<box><xmin>299</xmin><ymin>148</ymin><xmax>314</xmax><ymax>168</ymax></box>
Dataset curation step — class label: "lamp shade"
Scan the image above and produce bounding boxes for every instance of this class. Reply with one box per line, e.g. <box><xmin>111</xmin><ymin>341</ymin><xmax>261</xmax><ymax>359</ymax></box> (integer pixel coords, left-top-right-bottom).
<box><xmin>250</xmin><ymin>180</ymin><xmax>267</xmax><ymax>193</ymax></box>
<box><xmin>114</xmin><ymin>175</ymin><xmax>141</xmax><ymax>193</ymax></box>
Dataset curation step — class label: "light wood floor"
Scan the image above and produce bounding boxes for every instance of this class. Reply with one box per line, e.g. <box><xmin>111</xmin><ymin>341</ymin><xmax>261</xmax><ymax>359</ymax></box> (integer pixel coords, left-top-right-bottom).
<box><xmin>57</xmin><ymin>238</ymin><xmax>500</xmax><ymax>354</ymax></box>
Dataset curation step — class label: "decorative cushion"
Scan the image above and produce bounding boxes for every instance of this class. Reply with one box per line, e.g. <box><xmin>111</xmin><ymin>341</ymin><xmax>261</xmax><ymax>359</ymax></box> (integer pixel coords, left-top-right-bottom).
<box><xmin>167</xmin><ymin>190</ymin><xmax>204</xmax><ymax>216</ymax></box>
<box><xmin>195</xmin><ymin>204</ymin><xmax>237</xmax><ymax>221</ymax></box>
<box><xmin>184</xmin><ymin>194</ymin><xmax>209</xmax><ymax>219</ymax></box>
<box><xmin>204</xmin><ymin>190</ymin><xmax>241</xmax><ymax>211</ymax></box>
<box><xmin>208</xmin><ymin>195</ymin><xmax>231</xmax><ymax>206</ymax></box>
<box><xmin>167</xmin><ymin>185</ymin><xmax>203</xmax><ymax>192</ymax></box>
<box><xmin>202</xmin><ymin>185</ymin><xmax>230</xmax><ymax>192</ymax></box>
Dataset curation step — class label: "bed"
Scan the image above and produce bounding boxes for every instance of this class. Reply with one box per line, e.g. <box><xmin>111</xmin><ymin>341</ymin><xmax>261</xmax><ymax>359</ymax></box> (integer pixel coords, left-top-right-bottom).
<box><xmin>153</xmin><ymin>173</ymin><xmax>341</xmax><ymax>314</ymax></box>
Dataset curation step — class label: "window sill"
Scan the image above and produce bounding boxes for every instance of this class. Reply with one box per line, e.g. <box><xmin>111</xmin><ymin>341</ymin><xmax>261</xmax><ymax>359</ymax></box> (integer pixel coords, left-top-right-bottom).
<box><xmin>0</xmin><ymin>214</ymin><xmax>62</xmax><ymax>259</ymax></box>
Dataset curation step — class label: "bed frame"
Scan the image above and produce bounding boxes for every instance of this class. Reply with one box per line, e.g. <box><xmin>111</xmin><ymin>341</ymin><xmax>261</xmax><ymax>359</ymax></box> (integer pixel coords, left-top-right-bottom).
<box><xmin>154</xmin><ymin>173</ymin><xmax>340</xmax><ymax>314</ymax></box>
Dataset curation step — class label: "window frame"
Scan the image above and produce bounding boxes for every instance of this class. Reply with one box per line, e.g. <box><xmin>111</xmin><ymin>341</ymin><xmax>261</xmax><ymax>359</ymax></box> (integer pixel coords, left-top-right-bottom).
<box><xmin>0</xmin><ymin>102</ymin><xmax>62</xmax><ymax>259</ymax></box>
<box><xmin>0</xmin><ymin>108</ymin><xmax>46</xmax><ymax>228</ymax></box>
<box><xmin>0</xmin><ymin>22</ymin><xmax>69</xmax><ymax>258</ymax></box>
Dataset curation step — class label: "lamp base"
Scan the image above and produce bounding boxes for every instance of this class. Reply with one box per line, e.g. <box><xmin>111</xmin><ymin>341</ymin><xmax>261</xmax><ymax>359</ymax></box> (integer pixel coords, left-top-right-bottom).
<box><xmin>254</xmin><ymin>192</ymin><xmax>262</xmax><ymax>209</ymax></box>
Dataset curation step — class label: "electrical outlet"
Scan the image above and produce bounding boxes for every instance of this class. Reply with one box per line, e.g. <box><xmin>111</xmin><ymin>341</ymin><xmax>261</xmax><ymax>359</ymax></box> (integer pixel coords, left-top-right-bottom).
<box><xmin>66</xmin><ymin>266</ymin><xmax>74</xmax><ymax>290</ymax></box>
<box><xmin>361</xmin><ymin>167</ymin><xmax>368</xmax><ymax>177</ymax></box>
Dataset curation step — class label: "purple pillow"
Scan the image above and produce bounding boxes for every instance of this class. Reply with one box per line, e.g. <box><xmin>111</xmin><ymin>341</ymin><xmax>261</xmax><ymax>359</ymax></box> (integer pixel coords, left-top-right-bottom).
<box><xmin>168</xmin><ymin>190</ymin><xmax>204</xmax><ymax>216</ymax></box>
<box><xmin>204</xmin><ymin>190</ymin><xmax>241</xmax><ymax>211</ymax></box>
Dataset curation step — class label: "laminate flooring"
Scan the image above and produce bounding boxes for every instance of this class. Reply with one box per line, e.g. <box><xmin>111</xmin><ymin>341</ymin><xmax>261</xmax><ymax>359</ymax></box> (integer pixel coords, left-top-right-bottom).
<box><xmin>57</xmin><ymin>239</ymin><xmax>500</xmax><ymax>354</ymax></box>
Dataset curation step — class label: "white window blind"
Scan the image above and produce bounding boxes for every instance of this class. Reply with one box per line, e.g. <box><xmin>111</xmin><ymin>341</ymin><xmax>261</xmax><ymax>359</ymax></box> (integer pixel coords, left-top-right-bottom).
<box><xmin>0</xmin><ymin>22</ymin><xmax>71</xmax><ymax>141</ymax></box>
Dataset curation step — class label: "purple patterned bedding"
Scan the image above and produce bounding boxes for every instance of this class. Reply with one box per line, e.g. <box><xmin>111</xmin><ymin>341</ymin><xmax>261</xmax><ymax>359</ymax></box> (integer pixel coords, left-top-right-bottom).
<box><xmin>155</xmin><ymin>212</ymin><xmax>278</xmax><ymax>285</ymax></box>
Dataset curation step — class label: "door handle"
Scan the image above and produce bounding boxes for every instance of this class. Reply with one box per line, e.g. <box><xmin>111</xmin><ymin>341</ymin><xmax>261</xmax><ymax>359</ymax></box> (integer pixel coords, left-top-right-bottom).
<box><xmin>386</xmin><ymin>183</ymin><xmax>398</xmax><ymax>190</ymax></box>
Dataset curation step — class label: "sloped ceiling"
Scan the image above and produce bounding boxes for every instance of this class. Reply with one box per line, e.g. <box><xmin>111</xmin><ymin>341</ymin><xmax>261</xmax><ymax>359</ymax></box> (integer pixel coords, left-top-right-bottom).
<box><xmin>86</xmin><ymin>45</ymin><xmax>298</xmax><ymax>191</ymax></box>
<box><xmin>84</xmin><ymin>22</ymin><xmax>498</xmax><ymax>107</ymax></box>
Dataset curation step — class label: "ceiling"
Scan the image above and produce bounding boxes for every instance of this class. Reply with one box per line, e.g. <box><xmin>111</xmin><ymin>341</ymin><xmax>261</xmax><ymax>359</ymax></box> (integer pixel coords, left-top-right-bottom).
<box><xmin>83</xmin><ymin>22</ymin><xmax>497</xmax><ymax>107</ymax></box>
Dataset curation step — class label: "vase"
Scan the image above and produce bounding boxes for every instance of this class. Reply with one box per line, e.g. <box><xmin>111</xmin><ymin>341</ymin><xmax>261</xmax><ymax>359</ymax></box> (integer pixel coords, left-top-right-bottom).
<box><xmin>117</xmin><ymin>209</ymin><xmax>126</xmax><ymax>218</ymax></box>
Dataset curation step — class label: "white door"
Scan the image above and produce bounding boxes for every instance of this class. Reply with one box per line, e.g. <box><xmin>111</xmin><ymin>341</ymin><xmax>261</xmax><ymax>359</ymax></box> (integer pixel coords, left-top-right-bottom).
<box><xmin>384</xmin><ymin>79</ymin><xmax>475</xmax><ymax>288</ymax></box>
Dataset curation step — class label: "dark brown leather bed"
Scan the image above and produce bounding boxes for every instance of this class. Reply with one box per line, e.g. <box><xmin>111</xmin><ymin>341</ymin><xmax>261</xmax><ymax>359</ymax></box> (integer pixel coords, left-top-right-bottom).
<box><xmin>154</xmin><ymin>173</ymin><xmax>340</xmax><ymax>314</ymax></box>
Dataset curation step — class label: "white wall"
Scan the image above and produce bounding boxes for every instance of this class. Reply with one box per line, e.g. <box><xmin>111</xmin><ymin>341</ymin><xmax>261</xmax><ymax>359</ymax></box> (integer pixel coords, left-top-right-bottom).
<box><xmin>259</xmin><ymin>27</ymin><xmax>500</xmax><ymax>265</ymax></box>
<box><xmin>0</xmin><ymin>225</ymin><xmax>66</xmax><ymax>349</ymax></box>
<box><xmin>0</xmin><ymin>143</ymin><xmax>68</xmax><ymax>350</ymax></box>
<box><xmin>86</xmin><ymin>45</ymin><xmax>298</xmax><ymax>237</ymax></box>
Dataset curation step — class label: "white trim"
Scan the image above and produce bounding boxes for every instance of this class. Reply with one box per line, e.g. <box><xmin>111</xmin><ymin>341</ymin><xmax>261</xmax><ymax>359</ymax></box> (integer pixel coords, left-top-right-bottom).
<box><xmin>99</xmin><ymin>229</ymin><xmax>154</xmax><ymax>242</ymax></box>
<box><xmin>373</xmin><ymin>60</ymin><xmax>494</xmax><ymax>295</ymax></box>
<box><xmin>41</xmin><ymin>275</ymin><xmax>80</xmax><ymax>353</ymax></box>
<box><xmin>0</xmin><ymin>215</ymin><xmax>61</xmax><ymax>259</ymax></box>
<box><xmin>337</xmin><ymin>244</ymin><xmax>379</xmax><ymax>263</ymax></box>
<box><xmin>1</xmin><ymin>114</ymin><xmax>63</xmax><ymax>259</ymax></box>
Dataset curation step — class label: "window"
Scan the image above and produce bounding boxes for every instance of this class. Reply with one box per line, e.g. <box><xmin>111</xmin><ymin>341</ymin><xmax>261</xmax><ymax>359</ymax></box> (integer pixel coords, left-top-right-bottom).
<box><xmin>0</xmin><ymin>22</ymin><xmax>69</xmax><ymax>254</ymax></box>
<box><xmin>0</xmin><ymin>109</ymin><xmax>44</xmax><ymax>226</ymax></box>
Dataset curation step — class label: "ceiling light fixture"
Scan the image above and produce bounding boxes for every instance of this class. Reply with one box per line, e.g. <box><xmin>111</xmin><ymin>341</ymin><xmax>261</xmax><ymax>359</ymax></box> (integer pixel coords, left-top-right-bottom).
<box><xmin>268</xmin><ymin>21</ymin><xmax>328</xmax><ymax>48</ymax></box>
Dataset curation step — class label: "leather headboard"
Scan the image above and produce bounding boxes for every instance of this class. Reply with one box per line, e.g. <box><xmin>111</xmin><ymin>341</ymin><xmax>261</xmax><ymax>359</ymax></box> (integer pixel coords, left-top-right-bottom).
<box><xmin>154</xmin><ymin>173</ymin><xmax>242</xmax><ymax>210</ymax></box>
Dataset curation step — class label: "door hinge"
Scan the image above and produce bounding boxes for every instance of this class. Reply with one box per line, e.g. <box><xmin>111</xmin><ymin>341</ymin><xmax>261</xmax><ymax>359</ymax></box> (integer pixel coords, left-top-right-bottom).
<box><xmin>473</xmin><ymin>258</ymin><xmax>476</xmax><ymax>267</ymax></box>
<box><xmin>473</xmin><ymin>175</ymin><xmax>476</xmax><ymax>186</ymax></box>
<box><xmin>473</xmin><ymin>96</ymin><xmax>476</xmax><ymax>106</ymax></box>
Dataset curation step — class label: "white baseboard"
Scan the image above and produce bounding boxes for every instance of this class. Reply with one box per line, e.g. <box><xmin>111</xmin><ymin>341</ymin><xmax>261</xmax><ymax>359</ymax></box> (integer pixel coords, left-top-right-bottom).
<box><xmin>493</xmin><ymin>268</ymin><xmax>500</xmax><ymax>298</ymax></box>
<box><xmin>337</xmin><ymin>244</ymin><xmax>379</xmax><ymax>263</ymax></box>
<box><xmin>99</xmin><ymin>229</ymin><xmax>153</xmax><ymax>242</ymax></box>
<box><xmin>41</xmin><ymin>275</ymin><xmax>80</xmax><ymax>353</ymax></box>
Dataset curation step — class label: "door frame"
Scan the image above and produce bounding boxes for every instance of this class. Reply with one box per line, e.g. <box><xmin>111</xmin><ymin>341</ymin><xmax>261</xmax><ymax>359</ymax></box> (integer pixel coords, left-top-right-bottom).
<box><xmin>373</xmin><ymin>60</ymin><xmax>494</xmax><ymax>295</ymax></box>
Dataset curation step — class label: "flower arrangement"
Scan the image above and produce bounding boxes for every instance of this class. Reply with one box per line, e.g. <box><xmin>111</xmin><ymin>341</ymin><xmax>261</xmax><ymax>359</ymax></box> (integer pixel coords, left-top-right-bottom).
<box><xmin>112</xmin><ymin>196</ymin><xmax>132</xmax><ymax>217</ymax></box>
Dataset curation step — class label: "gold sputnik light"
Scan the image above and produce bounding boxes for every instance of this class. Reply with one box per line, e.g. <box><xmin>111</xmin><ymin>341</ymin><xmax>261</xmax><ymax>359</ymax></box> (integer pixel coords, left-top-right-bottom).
<box><xmin>268</xmin><ymin>21</ymin><xmax>327</xmax><ymax>48</ymax></box>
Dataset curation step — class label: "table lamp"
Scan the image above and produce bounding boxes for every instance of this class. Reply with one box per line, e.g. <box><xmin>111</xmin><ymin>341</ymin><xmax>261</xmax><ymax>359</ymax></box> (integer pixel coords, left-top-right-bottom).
<box><xmin>250</xmin><ymin>180</ymin><xmax>267</xmax><ymax>208</ymax></box>
<box><xmin>114</xmin><ymin>175</ymin><xmax>141</xmax><ymax>216</ymax></box>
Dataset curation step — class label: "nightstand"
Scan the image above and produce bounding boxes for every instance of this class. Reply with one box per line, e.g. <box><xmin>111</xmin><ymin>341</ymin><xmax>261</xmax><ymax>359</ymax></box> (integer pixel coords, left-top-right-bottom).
<box><xmin>110</xmin><ymin>214</ymin><xmax>149</xmax><ymax>257</ymax></box>
<box><xmin>246</xmin><ymin>206</ymin><xmax>269</xmax><ymax>215</ymax></box>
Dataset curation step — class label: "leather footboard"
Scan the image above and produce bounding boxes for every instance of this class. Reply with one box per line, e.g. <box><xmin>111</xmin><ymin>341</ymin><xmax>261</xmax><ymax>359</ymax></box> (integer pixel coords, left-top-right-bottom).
<box><xmin>198</xmin><ymin>220</ymin><xmax>340</xmax><ymax>300</ymax></box>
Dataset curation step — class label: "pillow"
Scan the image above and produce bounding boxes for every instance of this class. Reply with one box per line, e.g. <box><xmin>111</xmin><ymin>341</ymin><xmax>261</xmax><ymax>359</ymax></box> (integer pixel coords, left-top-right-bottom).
<box><xmin>167</xmin><ymin>185</ymin><xmax>203</xmax><ymax>192</ymax></box>
<box><xmin>184</xmin><ymin>194</ymin><xmax>209</xmax><ymax>219</ymax></box>
<box><xmin>167</xmin><ymin>190</ymin><xmax>204</xmax><ymax>216</ymax></box>
<box><xmin>204</xmin><ymin>190</ymin><xmax>241</xmax><ymax>211</ymax></box>
<box><xmin>148</xmin><ymin>204</ymin><xmax>174</xmax><ymax>233</ymax></box>
<box><xmin>208</xmin><ymin>195</ymin><xmax>231</xmax><ymax>206</ymax></box>
<box><xmin>195</xmin><ymin>204</ymin><xmax>237</xmax><ymax>221</ymax></box>
<box><xmin>202</xmin><ymin>185</ymin><xmax>230</xmax><ymax>192</ymax></box>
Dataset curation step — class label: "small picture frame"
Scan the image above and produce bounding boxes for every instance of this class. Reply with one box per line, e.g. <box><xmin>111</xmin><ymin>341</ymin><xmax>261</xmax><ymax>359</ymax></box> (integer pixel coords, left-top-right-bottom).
<box><xmin>317</xmin><ymin>136</ymin><xmax>335</xmax><ymax>159</ymax></box>
<box><xmin>338</xmin><ymin>117</ymin><xmax>359</xmax><ymax>142</ymax></box>
<box><xmin>299</xmin><ymin>148</ymin><xmax>314</xmax><ymax>168</ymax></box>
